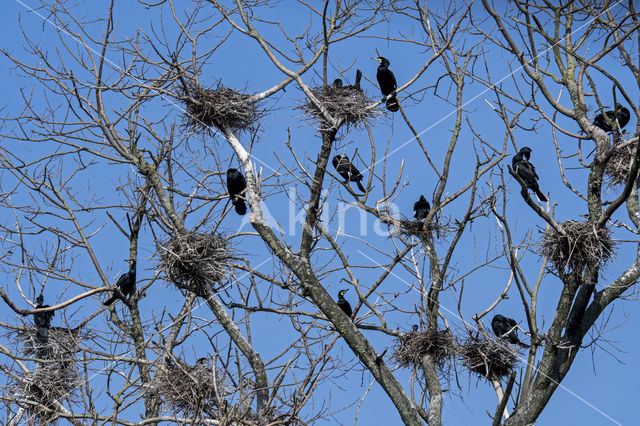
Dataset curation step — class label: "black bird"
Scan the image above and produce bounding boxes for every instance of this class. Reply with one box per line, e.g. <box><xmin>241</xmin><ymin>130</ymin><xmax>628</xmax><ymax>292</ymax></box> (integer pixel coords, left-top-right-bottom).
<box><xmin>353</xmin><ymin>69</ymin><xmax>362</xmax><ymax>90</ymax></box>
<box><xmin>103</xmin><ymin>261</ymin><xmax>137</xmax><ymax>306</ymax></box>
<box><xmin>491</xmin><ymin>314</ymin><xmax>529</xmax><ymax>348</ymax></box>
<box><xmin>227</xmin><ymin>168</ymin><xmax>247</xmax><ymax>215</ymax></box>
<box><xmin>411</xmin><ymin>324</ymin><xmax>419</xmax><ymax>332</ymax></box>
<box><xmin>332</xmin><ymin>78</ymin><xmax>343</xmax><ymax>88</ymax></box>
<box><xmin>413</xmin><ymin>195</ymin><xmax>430</xmax><ymax>221</ymax></box>
<box><xmin>374</xmin><ymin>56</ymin><xmax>399</xmax><ymax>112</ymax></box>
<box><xmin>337</xmin><ymin>289</ymin><xmax>352</xmax><ymax>318</ymax></box>
<box><xmin>33</xmin><ymin>295</ymin><xmax>54</xmax><ymax>353</ymax></box>
<box><xmin>512</xmin><ymin>147</ymin><xmax>548</xmax><ymax>202</ymax></box>
<box><xmin>332</xmin><ymin>154</ymin><xmax>366</xmax><ymax>193</ymax></box>
<box><xmin>593</xmin><ymin>104</ymin><xmax>630</xmax><ymax>133</ymax></box>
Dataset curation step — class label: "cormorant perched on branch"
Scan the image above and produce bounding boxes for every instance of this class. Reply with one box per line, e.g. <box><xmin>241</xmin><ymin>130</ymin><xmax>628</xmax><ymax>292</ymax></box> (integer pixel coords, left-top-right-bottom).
<box><xmin>103</xmin><ymin>260</ymin><xmax>137</xmax><ymax>306</ymax></box>
<box><xmin>374</xmin><ymin>56</ymin><xmax>399</xmax><ymax>112</ymax></box>
<box><xmin>593</xmin><ymin>104</ymin><xmax>630</xmax><ymax>133</ymax></box>
<box><xmin>332</xmin><ymin>154</ymin><xmax>366</xmax><ymax>193</ymax></box>
<box><xmin>491</xmin><ymin>314</ymin><xmax>529</xmax><ymax>348</ymax></box>
<box><xmin>33</xmin><ymin>295</ymin><xmax>54</xmax><ymax>349</ymax></box>
<box><xmin>512</xmin><ymin>147</ymin><xmax>548</xmax><ymax>202</ymax></box>
<box><xmin>336</xmin><ymin>289</ymin><xmax>352</xmax><ymax>318</ymax></box>
<box><xmin>227</xmin><ymin>168</ymin><xmax>247</xmax><ymax>215</ymax></box>
<box><xmin>413</xmin><ymin>195</ymin><xmax>430</xmax><ymax>221</ymax></box>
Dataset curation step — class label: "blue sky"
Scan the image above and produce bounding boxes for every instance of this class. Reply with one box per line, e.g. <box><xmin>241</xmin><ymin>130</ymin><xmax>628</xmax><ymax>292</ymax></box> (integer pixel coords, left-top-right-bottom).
<box><xmin>1</xmin><ymin>1</ymin><xmax>639</xmax><ymax>425</ymax></box>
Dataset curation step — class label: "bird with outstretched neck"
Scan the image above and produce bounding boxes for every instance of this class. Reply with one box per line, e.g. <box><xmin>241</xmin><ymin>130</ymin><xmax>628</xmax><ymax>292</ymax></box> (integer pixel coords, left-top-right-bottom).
<box><xmin>336</xmin><ymin>289</ymin><xmax>352</xmax><ymax>319</ymax></box>
<box><xmin>491</xmin><ymin>314</ymin><xmax>529</xmax><ymax>348</ymax></box>
<box><xmin>332</xmin><ymin>154</ymin><xmax>366</xmax><ymax>193</ymax></box>
<box><xmin>413</xmin><ymin>195</ymin><xmax>430</xmax><ymax>221</ymax></box>
<box><xmin>512</xmin><ymin>146</ymin><xmax>547</xmax><ymax>202</ymax></box>
<box><xmin>374</xmin><ymin>56</ymin><xmax>399</xmax><ymax>112</ymax></box>
<box><xmin>227</xmin><ymin>168</ymin><xmax>248</xmax><ymax>215</ymax></box>
<box><xmin>593</xmin><ymin>103</ymin><xmax>630</xmax><ymax>133</ymax></box>
<box><xmin>103</xmin><ymin>260</ymin><xmax>137</xmax><ymax>306</ymax></box>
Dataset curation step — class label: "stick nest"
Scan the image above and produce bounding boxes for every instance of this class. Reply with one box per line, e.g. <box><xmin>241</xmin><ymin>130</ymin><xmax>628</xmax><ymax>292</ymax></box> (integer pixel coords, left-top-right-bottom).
<box><xmin>180</xmin><ymin>83</ymin><xmax>260</xmax><ymax>132</ymax></box>
<box><xmin>150</xmin><ymin>359</ymin><xmax>228</xmax><ymax>417</ymax></box>
<box><xmin>13</xmin><ymin>364</ymin><xmax>80</xmax><ymax>422</ymax></box>
<box><xmin>302</xmin><ymin>85</ymin><xmax>380</xmax><ymax>129</ymax></box>
<box><xmin>396</xmin><ymin>219</ymin><xmax>435</xmax><ymax>238</ymax></box>
<box><xmin>393</xmin><ymin>328</ymin><xmax>455</xmax><ymax>368</ymax></box>
<box><xmin>605</xmin><ymin>141</ymin><xmax>638</xmax><ymax>186</ymax></box>
<box><xmin>538</xmin><ymin>221</ymin><xmax>614</xmax><ymax>273</ymax></box>
<box><xmin>16</xmin><ymin>327</ymin><xmax>84</xmax><ymax>360</ymax></box>
<box><xmin>457</xmin><ymin>337</ymin><xmax>519</xmax><ymax>380</ymax></box>
<box><xmin>158</xmin><ymin>232</ymin><xmax>233</xmax><ymax>297</ymax></box>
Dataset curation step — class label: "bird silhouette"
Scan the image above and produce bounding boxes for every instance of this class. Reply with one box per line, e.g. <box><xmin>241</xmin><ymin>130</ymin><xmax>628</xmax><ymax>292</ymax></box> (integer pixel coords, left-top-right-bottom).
<box><xmin>593</xmin><ymin>104</ymin><xmax>630</xmax><ymax>133</ymax></box>
<box><xmin>336</xmin><ymin>289</ymin><xmax>352</xmax><ymax>318</ymax></box>
<box><xmin>512</xmin><ymin>147</ymin><xmax>547</xmax><ymax>202</ymax></box>
<box><xmin>491</xmin><ymin>314</ymin><xmax>529</xmax><ymax>348</ymax></box>
<box><xmin>374</xmin><ymin>56</ymin><xmax>399</xmax><ymax>112</ymax></box>
<box><xmin>332</xmin><ymin>154</ymin><xmax>366</xmax><ymax>193</ymax></box>
<box><xmin>227</xmin><ymin>168</ymin><xmax>248</xmax><ymax>215</ymax></box>
<box><xmin>413</xmin><ymin>195</ymin><xmax>430</xmax><ymax>221</ymax></box>
<box><xmin>103</xmin><ymin>261</ymin><xmax>137</xmax><ymax>306</ymax></box>
<box><xmin>33</xmin><ymin>295</ymin><xmax>55</xmax><ymax>356</ymax></box>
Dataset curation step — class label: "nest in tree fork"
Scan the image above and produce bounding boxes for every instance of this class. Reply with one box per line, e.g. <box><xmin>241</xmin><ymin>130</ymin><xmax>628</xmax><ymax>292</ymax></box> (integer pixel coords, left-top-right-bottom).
<box><xmin>538</xmin><ymin>220</ymin><xmax>614</xmax><ymax>273</ymax></box>
<box><xmin>180</xmin><ymin>84</ymin><xmax>259</xmax><ymax>132</ymax></box>
<box><xmin>16</xmin><ymin>326</ymin><xmax>84</xmax><ymax>361</ymax></box>
<box><xmin>457</xmin><ymin>337</ymin><xmax>519</xmax><ymax>380</ymax></box>
<box><xmin>150</xmin><ymin>359</ymin><xmax>228</xmax><ymax>418</ymax></box>
<box><xmin>393</xmin><ymin>328</ymin><xmax>455</xmax><ymax>368</ymax></box>
<box><xmin>302</xmin><ymin>85</ymin><xmax>380</xmax><ymax>128</ymax></box>
<box><xmin>13</xmin><ymin>364</ymin><xmax>80</xmax><ymax>423</ymax></box>
<box><xmin>605</xmin><ymin>141</ymin><xmax>638</xmax><ymax>186</ymax></box>
<box><xmin>158</xmin><ymin>232</ymin><xmax>233</xmax><ymax>297</ymax></box>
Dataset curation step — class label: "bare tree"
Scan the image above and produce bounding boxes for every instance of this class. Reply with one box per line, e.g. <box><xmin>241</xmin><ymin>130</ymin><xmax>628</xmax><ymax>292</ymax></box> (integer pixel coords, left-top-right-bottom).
<box><xmin>0</xmin><ymin>1</ymin><xmax>638</xmax><ymax>425</ymax></box>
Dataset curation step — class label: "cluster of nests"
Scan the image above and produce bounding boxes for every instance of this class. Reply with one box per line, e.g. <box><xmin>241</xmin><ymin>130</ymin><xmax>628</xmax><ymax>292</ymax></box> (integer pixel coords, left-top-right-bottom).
<box><xmin>604</xmin><ymin>140</ymin><xmax>638</xmax><ymax>186</ymax></box>
<box><xmin>180</xmin><ymin>83</ymin><xmax>261</xmax><ymax>133</ymax></box>
<box><xmin>393</xmin><ymin>328</ymin><xmax>520</xmax><ymax>381</ymax></box>
<box><xmin>538</xmin><ymin>220</ymin><xmax>614</xmax><ymax>273</ymax></box>
<box><xmin>150</xmin><ymin>358</ymin><xmax>228</xmax><ymax>418</ymax></box>
<box><xmin>158</xmin><ymin>231</ymin><xmax>234</xmax><ymax>297</ymax></box>
<box><xmin>302</xmin><ymin>82</ymin><xmax>380</xmax><ymax>129</ymax></box>
<box><xmin>9</xmin><ymin>326</ymin><xmax>84</xmax><ymax>423</ymax></box>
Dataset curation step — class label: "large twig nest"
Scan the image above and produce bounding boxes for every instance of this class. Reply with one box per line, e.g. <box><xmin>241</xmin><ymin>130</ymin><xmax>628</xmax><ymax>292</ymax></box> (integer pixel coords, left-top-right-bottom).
<box><xmin>605</xmin><ymin>141</ymin><xmax>638</xmax><ymax>186</ymax></box>
<box><xmin>16</xmin><ymin>326</ymin><xmax>84</xmax><ymax>360</ymax></box>
<box><xmin>180</xmin><ymin>83</ymin><xmax>260</xmax><ymax>132</ymax></box>
<box><xmin>13</xmin><ymin>365</ymin><xmax>80</xmax><ymax>423</ymax></box>
<box><xmin>158</xmin><ymin>232</ymin><xmax>234</xmax><ymax>297</ymax></box>
<box><xmin>302</xmin><ymin>85</ymin><xmax>380</xmax><ymax>129</ymax></box>
<box><xmin>538</xmin><ymin>221</ymin><xmax>614</xmax><ymax>273</ymax></box>
<box><xmin>393</xmin><ymin>328</ymin><xmax>455</xmax><ymax>369</ymax></box>
<box><xmin>150</xmin><ymin>359</ymin><xmax>228</xmax><ymax>418</ymax></box>
<box><xmin>457</xmin><ymin>337</ymin><xmax>519</xmax><ymax>380</ymax></box>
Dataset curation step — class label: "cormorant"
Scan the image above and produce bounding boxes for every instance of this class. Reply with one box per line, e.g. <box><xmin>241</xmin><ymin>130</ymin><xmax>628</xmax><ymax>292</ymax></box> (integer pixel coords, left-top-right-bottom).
<box><xmin>374</xmin><ymin>56</ymin><xmax>399</xmax><ymax>112</ymax></box>
<box><xmin>353</xmin><ymin>69</ymin><xmax>362</xmax><ymax>90</ymax></box>
<box><xmin>491</xmin><ymin>314</ymin><xmax>529</xmax><ymax>348</ymax></box>
<box><xmin>332</xmin><ymin>154</ymin><xmax>366</xmax><ymax>193</ymax></box>
<box><xmin>512</xmin><ymin>147</ymin><xmax>548</xmax><ymax>202</ymax></box>
<box><xmin>593</xmin><ymin>104</ymin><xmax>630</xmax><ymax>133</ymax></box>
<box><xmin>33</xmin><ymin>295</ymin><xmax>54</xmax><ymax>351</ymax></box>
<box><xmin>332</xmin><ymin>78</ymin><xmax>343</xmax><ymax>88</ymax></box>
<box><xmin>413</xmin><ymin>195</ymin><xmax>430</xmax><ymax>221</ymax></box>
<box><xmin>336</xmin><ymin>289</ymin><xmax>352</xmax><ymax>318</ymax></box>
<box><xmin>227</xmin><ymin>168</ymin><xmax>247</xmax><ymax>215</ymax></box>
<box><xmin>103</xmin><ymin>261</ymin><xmax>137</xmax><ymax>306</ymax></box>
<box><xmin>411</xmin><ymin>324</ymin><xmax>419</xmax><ymax>332</ymax></box>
